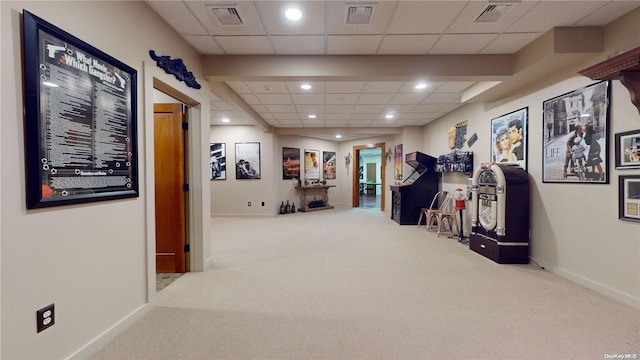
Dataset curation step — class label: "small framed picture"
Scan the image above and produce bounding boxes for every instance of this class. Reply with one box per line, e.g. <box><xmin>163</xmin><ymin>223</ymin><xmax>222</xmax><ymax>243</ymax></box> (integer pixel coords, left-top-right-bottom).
<box><xmin>615</xmin><ymin>130</ymin><xmax>640</xmax><ymax>169</ymax></box>
<box><xmin>210</xmin><ymin>143</ymin><xmax>226</xmax><ymax>180</ymax></box>
<box><xmin>619</xmin><ymin>175</ymin><xmax>640</xmax><ymax>223</ymax></box>
<box><xmin>490</xmin><ymin>107</ymin><xmax>528</xmax><ymax>170</ymax></box>
<box><xmin>235</xmin><ymin>142</ymin><xmax>260</xmax><ymax>179</ymax></box>
<box><xmin>323</xmin><ymin>151</ymin><xmax>336</xmax><ymax>180</ymax></box>
<box><xmin>304</xmin><ymin>149</ymin><xmax>320</xmax><ymax>180</ymax></box>
<box><xmin>282</xmin><ymin>147</ymin><xmax>300</xmax><ymax>180</ymax></box>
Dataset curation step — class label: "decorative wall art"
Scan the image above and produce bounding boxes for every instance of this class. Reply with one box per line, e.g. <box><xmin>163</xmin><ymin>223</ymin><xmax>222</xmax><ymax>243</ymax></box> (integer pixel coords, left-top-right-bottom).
<box><xmin>615</xmin><ymin>130</ymin><xmax>640</xmax><ymax>169</ymax></box>
<box><xmin>490</xmin><ymin>107</ymin><xmax>528</xmax><ymax>170</ymax></box>
<box><xmin>394</xmin><ymin>144</ymin><xmax>403</xmax><ymax>180</ymax></box>
<box><xmin>542</xmin><ymin>81</ymin><xmax>610</xmax><ymax>183</ymax></box>
<box><xmin>282</xmin><ymin>147</ymin><xmax>300</xmax><ymax>180</ymax></box>
<box><xmin>22</xmin><ymin>11</ymin><xmax>139</xmax><ymax>208</ymax></box>
<box><xmin>619</xmin><ymin>175</ymin><xmax>640</xmax><ymax>223</ymax></box>
<box><xmin>235</xmin><ymin>142</ymin><xmax>260</xmax><ymax>179</ymax></box>
<box><xmin>304</xmin><ymin>149</ymin><xmax>321</xmax><ymax>181</ymax></box>
<box><xmin>323</xmin><ymin>151</ymin><xmax>336</xmax><ymax>180</ymax></box>
<box><xmin>209</xmin><ymin>143</ymin><xmax>226</xmax><ymax>180</ymax></box>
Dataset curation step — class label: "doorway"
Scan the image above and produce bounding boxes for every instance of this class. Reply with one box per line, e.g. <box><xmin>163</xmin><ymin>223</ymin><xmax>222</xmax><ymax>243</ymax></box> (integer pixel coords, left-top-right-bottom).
<box><xmin>352</xmin><ymin>143</ymin><xmax>386</xmax><ymax>211</ymax></box>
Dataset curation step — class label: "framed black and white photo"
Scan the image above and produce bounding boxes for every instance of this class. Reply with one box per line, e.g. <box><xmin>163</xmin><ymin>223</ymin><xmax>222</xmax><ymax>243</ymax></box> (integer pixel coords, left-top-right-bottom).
<box><xmin>22</xmin><ymin>11</ymin><xmax>139</xmax><ymax>209</ymax></box>
<box><xmin>619</xmin><ymin>175</ymin><xmax>640</xmax><ymax>223</ymax></box>
<box><xmin>542</xmin><ymin>81</ymin><xmax>610</xmax><ymax>183</ymax></box>
<box><xmin>615</xmin><ymin>130</ymin><xmax>640</xmax><ymax>169</ymax></box>
<box><xmin>235</xmin><ymin>142</ymin><xmax>260</xmax><ymax>179</ymax></box>
<box><xmin>210</xmin><ymin>143</ymin><xmax>226</xmax><ymax>180</ymax></box>
<box><xmin>490</xmin><ymin>107</ymin><xmax>528</xmax><ymax>170</ymax></box>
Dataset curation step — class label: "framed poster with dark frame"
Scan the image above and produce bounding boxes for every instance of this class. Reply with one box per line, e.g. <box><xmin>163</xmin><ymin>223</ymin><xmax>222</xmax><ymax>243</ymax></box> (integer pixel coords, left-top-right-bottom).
<box><xmin>542</xmin><ymin>81</ymin><xmax>610</xmax><ymax>184</ymax></box>
<box><xmin>304</xmin><ymin>149</ymin><xmax>320</xmax><ymax>180</ymax></box>
<box><xmin>490</xmin><ymin>107</ymin><xmax>528</xmax><ymax>170</ymax></box>
<box><xmin>394</xmin><ymin>144</ymin><xmax>403</xmax><ymax>180</ymax></box>
<box><xmin>210</xmin><ymin>143</ymin><xmax>226</xmax><ymax>180</ymax></box>
<box><xmin>614</xmin><ymin>130</ymin><xmax>640</xmax><ymax>169</ymax></box>
<box><xmin>235</xmin><ymin>142</ymin><xmax>260</xmax><ymax>179</ymax></box>
<box><xmin>22</xmin><ymin>11</ymin><xmax>138</xmax><ymax>209</ymax></box>
<box><xmin>619</xmin><ymin>175</ymin><xmax>640</xmax><ymax>223</ymax></box>
<box><xmin>282</xmin><ymin>147</ymin><xmax>300</xmax><ymax>180</ymax></box>
<box><xmin>323</xmin><ymin>151</ymin><xmax>336</xmax><ymax>180</ymax></box>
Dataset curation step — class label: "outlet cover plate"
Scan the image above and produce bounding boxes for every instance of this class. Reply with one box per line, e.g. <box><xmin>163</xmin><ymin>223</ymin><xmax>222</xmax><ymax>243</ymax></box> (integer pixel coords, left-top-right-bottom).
<box><xmin>36</xmin><ymin>303</ymin><xmax>55</xmax><ymax>333</ymax></box>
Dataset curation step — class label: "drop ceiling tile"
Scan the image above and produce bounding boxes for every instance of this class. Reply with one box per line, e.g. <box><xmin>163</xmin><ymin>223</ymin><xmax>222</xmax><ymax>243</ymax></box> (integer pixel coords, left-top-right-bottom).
<box><xmin>429</xmin><ymin>34</ymin><xmax>498</xmax><ymax>54</ymax></box>
<box><xmin>325</xmin><ymin>105</ymin><xmax>355</xmax><ymax>114</ymax></box>
<box><xmin>325</xmin><ymin>94</ymin><xmax>359</xmax><ymax>105</ymax></box>
<box><xmin>363</xmin><ymin>82</ymin><xmax>404</xmax><ymax>93</ymax></box>
<box><xmin>507</xmin><ymin>1</ymin><xmax>607</xmax><ymax>33</ymax></box>
<box><xmin>271</xmin><ymin>36</ymin><xmax>325</xmax><ymax>55</ymax></box>
<box><xmin>325</xmin><ymin>113</ymin><xmax>351</xmax><ymax>120</ymax></box>
<box><xmin>184</xmin><ymin>1</ymin><xmax>266</xmax><ymax>36</ymax></box>
<box><xmin>240</xmin><ymin>94</ymin><xmax>261</xmax><ymax>105</ymax></box>
<box><xmin>256</xmin><ymin>94</ymin><xmax>293</xmax><ymax>105</ymax></box>
<box><xmin>383</xmin><ymin>104</ymin><xmax>415</xmax><ymax>113</ymax></box>
<box><xmin>265</xmin><ymin>104</ymin><xmax>296</xmax><ymax>112</ymax></box>
<box><xmin>257</xmin><ymin>1</ymin><xmax>325</xmax><ymax>35</ymax></box>
<box><xmin>327</xmin><ymin>35</ymin><xmax>383</xmax><ymax>54</ymax></box>
<box><xmin>278</xmin><ymin>119</ymin><xmax>304</xmax><ymax>126</ymax></box>
<box><xmin>401</xmin><ymin>113</ymin><xmax>430</xmax><ymax>120</ymax></box>
<box><xmin>480</xmin><ymin>33</ymin><xmax>542</xmax><ymax>54</ymax></box>
<box><xmin>411</xmin><ymin>104</ymin><xmax>444</xmax><ymax>112</ymax></box>
<box><xmin>183</xmin><ymin>36</ymin><xmax>225</xmax><ymax>54</ymax></box>
<box><xmin>446</xmin><ymin>1</ymin><xmax>537</xmax><ymax>34</ymax></box>
<box><xmin>326</xmin><ymin>1</ymin><xmax>397</xmax><ymax>35</ymax></box>
<box><xmin>291</xmin><ymin>93</ymin><xmax>325</xmax><ymax>105</ymax></box>
<box><xmin>258</xmin><ymin>113</ymin><xmax>274</xmax><ymax>120</ymax></box>
<box><xmin>250</xmin><ymin>104</ymin><xmax>268</xmax><ymax>113</ymax></box>
<box><xmin>147</xmin><ymin>1</ymin><xmax>208</xmax><ymax>35</ymax></box>
<box><xmin>351</xmin><ymin>113</ymin><xmax>378</xmax><ymax>120</ymax></box>
<box><xmin>577</xmin><ymin>2</ymin><xmax>640</xmax><ymax>26</ymax></box>
<box><xmin>325</xmin><ymin>119</ymin><xmax>350</xmax><ymax>126</ymax></box>
<box><xmin>271</xmin><ymin>113</ymin><xmax>300</xmax><ymax>120</ymax></box>
<box><xmin>387</xmin><ymin>1</ymin><xmax>468</xmax><ymax>34</ymax></box>
<box><xmin>354</xmin><ymin>105</ymin><xmax>385</xmax><ymax>114</ymax></box>
<box><xmin>378</xmin><ymin>35</ymin><xmax>439</xmax><ymax>55</ymax></box>
<box><xmin>357</xmin><ymin>93</ymin><xmax>394</xmax><ymax>105</ymax></box>
<box><xmin>325</xmin><ymin>82</ymin><xmax>365</xmax><ymax>93</ymax></box>
<box><xmin>348</xmin><ymin>120</ymin><xmax>373</xmax><ymax>127</ymax></box>
<box><xmin>421</xmin><ymin>92</ymin><xmax>461</xmax><ymax>104</ymax></box>
<box><xmin>302</xmin><ymin>121</ymin><xmax>326</xmax><ymax>128</ymax></box>
<box><xmin>438</xmin><ymin>82</ymin><xmax>476</xmax><ymax>92</ymax></box>
<box><xmin>295</xmin><ymin>105</ymin><xmax>325</xmax><ymax>113</ymax></box>
<box><xmin>226</xmin><ymin>81</ymin><xmax>252</xmax><ymax>94</ymax></box>
<box><xmin>246</xmin><ymin>82</ymin><xmax>288</xmax><ymax>94</ymax></box>
<box><xmin>214</xmin><ymin>36</ymin><xmax>274</xmax><ymax>55</ymax></box>
<box><xmin>396</xmin><ymin>82</ymin><xmax>433</xmax><ymax>93</ymax></box>
<box><xmin>286</xmin><ymin>82</ymin><xmax>325</xmax><ymax>94</ymax></box>
<box><xmin>389</xmin><ymin>93</ymin><xmax>428</xmax><ymax>105</ymax></box>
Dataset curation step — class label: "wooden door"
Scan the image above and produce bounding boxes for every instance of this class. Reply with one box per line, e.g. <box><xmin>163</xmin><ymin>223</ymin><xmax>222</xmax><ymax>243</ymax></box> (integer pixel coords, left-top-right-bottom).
<box><xmin>154</xmin><ymin>103</ymin><xmax>186</xmax><ymax>273</ymax></box>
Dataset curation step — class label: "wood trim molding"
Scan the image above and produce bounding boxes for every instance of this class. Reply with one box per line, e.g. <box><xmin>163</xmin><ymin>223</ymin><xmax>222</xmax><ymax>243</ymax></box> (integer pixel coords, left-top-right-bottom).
<box><xmin>579</xmin><ymin>47</ymin><xmax>640</xmax><ymax>115</ymax></box>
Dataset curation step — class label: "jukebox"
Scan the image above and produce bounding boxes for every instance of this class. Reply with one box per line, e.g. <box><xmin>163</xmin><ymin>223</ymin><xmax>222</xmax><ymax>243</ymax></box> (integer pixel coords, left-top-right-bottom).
<box><xmin>469</xmin><ymin>163</ymin><xmax>530</xmax><ymax>264</ymax></box>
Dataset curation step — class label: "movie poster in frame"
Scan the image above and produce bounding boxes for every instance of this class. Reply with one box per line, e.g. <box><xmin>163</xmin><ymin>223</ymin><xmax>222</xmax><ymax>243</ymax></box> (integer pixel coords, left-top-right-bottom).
<box><xmin>323</xmin><ymin>151</ymin><xmax>336</xmax><ymax>180</ymax></box>
<box><xmin>490</xmin><ymin>107</ymin><xmax>528</xmax><ymax>170</ymax></box>
<box><xmin>22</xmin><ymin>11</ymin><xmax>139</xmax><ymax>209</ymax></box>
<box><xmin>615</xmin><ymin>130</ymin><xmax>640</xmax><ymax>169</ymax></box>
<box><xmin>282</xmin><ymin>147</ymin><xmax>300</xmax><ymax>180</ymax></box>
<box><xmin>210</xmin><ymin>143</ymin><xmax>226</xmax><ymax>180</ymax></box>
<box><xmin>304</xmin><ymin>149</ymin><xmax>321</xmax><ymax>180</ymax></box>
<box><xmin>542</xmin><ymin>81</ymin><xmax>610</xmax><ymax>184</ymax></box>
<box><xmin>394</xmin><ymin>144</ymin><xmax>403</xmax><ymax>180</ymax></box>
<box><xmin>619</xmin><ymin>175</ymin><xmax>640</xmax><ymax>223</ymax></box>
<box><xmin>235</xmin><ymin>142</ymin><xmax>260</xmax><ymax>179</ymax></box>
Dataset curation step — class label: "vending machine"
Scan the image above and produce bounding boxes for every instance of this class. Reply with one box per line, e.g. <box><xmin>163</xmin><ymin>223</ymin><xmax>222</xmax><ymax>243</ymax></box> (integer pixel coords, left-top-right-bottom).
<box><xmin>469</xmin><ymin>163</ymin><xmax>530</xmax><ymax>264</ymax></box>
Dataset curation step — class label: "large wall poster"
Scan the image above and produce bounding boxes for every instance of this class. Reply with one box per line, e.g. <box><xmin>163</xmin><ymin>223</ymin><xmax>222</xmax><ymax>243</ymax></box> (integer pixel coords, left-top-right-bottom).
<box><xmin>235</xmin><ymin>142</ymin><xmax>260</xmax><ymax>179</ymax></box>
<box><xmin>304</xmin><ymin>149</ymin><xmax>320</xmax><ymax>181</ymax></box>
<box><xmin>23</xmin><ymin>11</ymin><xmax>139</xmax><ymax>209</ymax></box>
<box><xmin>323</xmin><ymin>151</ymin><xmax>336</xmax><ymax>180</ymax></box>
<box><xmin>210</xmin><ymin>143</ymin><xmax>226</xmax><ymax>180</ymax></box>
<box><xmin>394</xmin><ymin>144</ymin><xmax>403</xmax><ymax>180</ymax></box>
<box><xmin>542</xmin><ymin>81</ymin><xmax>610</xmax><ymax>183</ymax></box>
<box><xmin>282</xmin><ymin>147</ymin><xmax>300</xmax><ymax>180</ymax></box>
<box><xmin>490</xmin><ymin>107</ymin><xmax>528</xmax><ymax>171</ymax></box>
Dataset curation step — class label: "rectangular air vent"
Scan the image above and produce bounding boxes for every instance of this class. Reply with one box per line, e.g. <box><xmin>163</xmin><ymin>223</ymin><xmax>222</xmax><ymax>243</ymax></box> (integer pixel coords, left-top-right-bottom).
<box><xmin>475</xmin><ymin>4</ymin><xmax>513</xmax><ymax>23</ymax></box>
<box><xmin>346</xmin><ymin>5</ymin><xmax>375</xmax><ymax>24</ymax></box>
<box><xmin>209</xmin><ymin>7</ymin><xmax>244</xmax><ymax>26</ymax></box>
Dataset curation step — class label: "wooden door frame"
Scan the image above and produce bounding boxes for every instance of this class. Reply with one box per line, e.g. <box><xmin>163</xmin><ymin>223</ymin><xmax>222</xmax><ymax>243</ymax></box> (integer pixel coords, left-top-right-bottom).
<box><xmin>351</xmin><ymin>143</ymin><xmax>386</xmax><ymax>211</ymax></box>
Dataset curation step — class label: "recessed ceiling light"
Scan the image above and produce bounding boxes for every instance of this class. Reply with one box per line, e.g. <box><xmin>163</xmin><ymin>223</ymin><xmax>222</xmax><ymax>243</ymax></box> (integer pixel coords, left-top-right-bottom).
<box><xmin>385</xmin><ymin>114</ymin><xmax>394</xmax><ymax>119</ymax></box>
<box><xmin>285</xmin><ymin>8</ymin><xmax>302</xmax><ymax>21</ymax></box>
<box><xmin>300</xmin><ymin>84</ymin><xmax>311</xmax><ymax>90</ymax></box>
<box><xmin>308</xmin><ymin>114</ymin><xmax>316</xmax><ymax>119</ymax></box>
<box><xmin>335</xmin><ymin>134</ymin><xmax>342</xmax><ymax>139</ymax></box>
<box><xmin>415</xmin><ymin>83</ymin><xmax>427</xmax><ymax>90</ymax></box>
<box><xmin>221</xmin><ymin>118</ymin><xmax>230</xmax><ymax>123</ymax></box>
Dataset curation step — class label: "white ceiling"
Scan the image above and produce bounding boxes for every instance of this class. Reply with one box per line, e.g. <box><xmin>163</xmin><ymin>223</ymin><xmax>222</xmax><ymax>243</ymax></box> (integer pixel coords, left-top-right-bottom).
<box><xmin>146</xmin><ymin>0</ymin><xmax>640</xmax><ymax>140</ymax></box>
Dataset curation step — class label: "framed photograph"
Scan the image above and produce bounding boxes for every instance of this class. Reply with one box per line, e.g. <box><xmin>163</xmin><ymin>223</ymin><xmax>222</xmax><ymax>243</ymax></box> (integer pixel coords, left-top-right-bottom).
<box><xmin>394</xmin><ymin>144</ymin><xmax>403</xmax><ymax>180</ymax></box>
<box><xmin>22</xmin><ymin>11</ymin><xmax>138</xmax><ymax>209</ymax></box>
<box><xmin>542</xmin><ymin>81</ymin><xmax>610</xmax><ymax>183</ymax></box>
<box><xmin>235</xmin><ymin>142</ymin><xmax>260</xmax><ymax>179</ymax></box>
<box><xmin>615</xmin><ymin>130</ymin><xmax>640</xmax><ymax>169</ymax></box>
<box><xmin>490</xmin><ymin>107</ymin><xmax>528</xmax><ymax>170</ymax></box>
<box><xmin>323</xmin><ymin>151</ymin><xmax>336</xmax><ymax>180</ymax></box>
<box><xmin>282</xmin><ymin>147</ymin><xmax>300</xmax><ymax>180</ymax></box>
<box><xmin>304</xmin><ymin>149</ymin><xmax>320</xmax><ymax>180</ymax></box>
<box><xmin>210</xmin><ymin>143</ymin><xmax>226</xmax><ymax>180</ymax></box>
<box><xmin>619</xmin><ymin>175</ymin><xmax>640</xmax><ymax>223</ymax></box>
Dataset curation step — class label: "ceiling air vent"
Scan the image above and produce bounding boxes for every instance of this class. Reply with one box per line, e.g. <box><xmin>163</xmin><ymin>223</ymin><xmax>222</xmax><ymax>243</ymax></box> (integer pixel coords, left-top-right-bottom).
<box><xmin>209</xmin><ymin>6</ymin><xmax>244</xmax><ymax>26</ymax></box>
<box><xmin>346</xmin><ymin>5</ymin><xmax>375</xmax><ymax>25</ymax></box>
<box><xmin>475</xmin><ymin>3</ymin><xmax>513</xmax><ymax>23</ymax></box>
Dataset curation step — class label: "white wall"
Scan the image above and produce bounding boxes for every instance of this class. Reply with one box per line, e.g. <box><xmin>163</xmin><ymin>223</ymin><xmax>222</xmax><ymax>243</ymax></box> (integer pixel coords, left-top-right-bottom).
<box><xmin>1</xmin><ymin>2</ymin><xmax>210</xmax><ymax>358</ymax></box>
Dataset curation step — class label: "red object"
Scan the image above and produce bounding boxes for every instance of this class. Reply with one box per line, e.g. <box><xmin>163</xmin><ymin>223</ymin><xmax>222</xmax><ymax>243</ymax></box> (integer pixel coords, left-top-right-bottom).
<box><xmin>454</xmin><ymin>188</ymin><xmax>466</xmax><ymax>210</ymax></box>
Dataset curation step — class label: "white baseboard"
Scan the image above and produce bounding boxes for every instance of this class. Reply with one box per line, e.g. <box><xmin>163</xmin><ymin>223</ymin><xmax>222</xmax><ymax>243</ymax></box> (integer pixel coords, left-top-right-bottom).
<box><xmin>66</xmin><ymin>303</ymin><xmax>152</xmax><ymax>360</ymax></box>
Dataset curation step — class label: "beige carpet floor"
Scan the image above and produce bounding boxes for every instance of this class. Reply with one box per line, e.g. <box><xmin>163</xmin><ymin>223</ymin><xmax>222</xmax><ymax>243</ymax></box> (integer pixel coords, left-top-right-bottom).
<box><xmin>92</xmin><ymin>207</ymin><xmax>639</xmax><ymax>359</ymax></box>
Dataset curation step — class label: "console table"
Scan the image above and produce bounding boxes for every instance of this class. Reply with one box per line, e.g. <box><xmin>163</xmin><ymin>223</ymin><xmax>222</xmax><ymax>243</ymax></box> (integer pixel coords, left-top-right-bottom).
<box><xmin>295</xmin><ymin>185</ymin><xmax>336</xmax><ymax>212</ymax></box>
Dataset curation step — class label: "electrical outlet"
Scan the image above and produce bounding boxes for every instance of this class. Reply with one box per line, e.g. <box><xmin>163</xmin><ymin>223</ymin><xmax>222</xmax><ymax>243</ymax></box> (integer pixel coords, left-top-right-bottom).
<box><xmin>247</xmin><ymin>201</ymin><xmax>251</xmax><ymax>207</ymax></box>
<box><xmin>36</xmin><ymin>303</ymin><xmax>55</xmax><ymax>333</ymax></box>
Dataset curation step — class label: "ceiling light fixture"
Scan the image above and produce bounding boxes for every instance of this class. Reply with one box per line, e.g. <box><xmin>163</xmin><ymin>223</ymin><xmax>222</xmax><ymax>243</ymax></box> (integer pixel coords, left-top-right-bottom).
<box><xmin>385</xmin><ymin>114</ymin><xmax>394</xmax><ymax>119</ymax></box>
<box><xmin>415</xmin><ymin>83</ymin><xmax>427</xmax><ymax>90</ymax></box>
<box><xmin>308</xmin><ymin>114</ymin><xmax>316</xmax><ymax>119</ymax></box>
<box><xmin>285</xmin><ymin>8</ymin><xmax>302</xmax><ymax>21</ymax></box>
<box><xmin>221</xmin><ymin>118</ymin><xmax>230</xmax><ymax>123</ymax></box>
<box><xmin>335</xmin><ymin>134</ymin><xmax>342</xmax><ymax>139</ymax></box>
<box><xmin>300</xmin><ymin>84</ymin><xmax>311</xmax><ymax>90</ymax></box>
